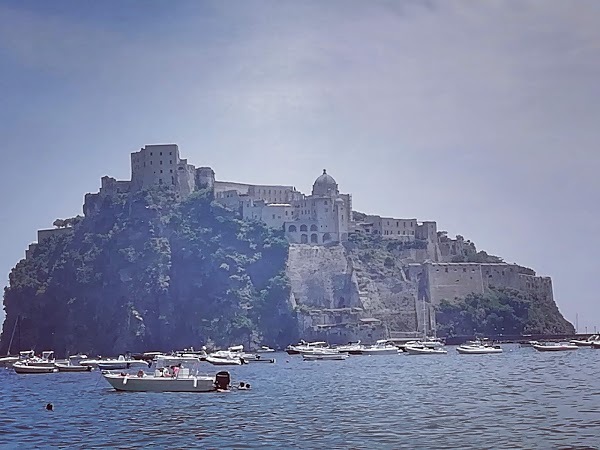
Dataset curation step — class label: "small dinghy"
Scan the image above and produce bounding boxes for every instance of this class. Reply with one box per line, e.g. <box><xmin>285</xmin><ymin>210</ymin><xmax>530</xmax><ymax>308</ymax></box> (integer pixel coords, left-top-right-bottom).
<box><xmin>256</xmin><ymin>346</ymin><xmax>275</xmax><ymax>353</ymax></box>
<box><xmin>532</xmin><ymin>343</ymin><xmax>578</xmax><ymax>352</ymax></box>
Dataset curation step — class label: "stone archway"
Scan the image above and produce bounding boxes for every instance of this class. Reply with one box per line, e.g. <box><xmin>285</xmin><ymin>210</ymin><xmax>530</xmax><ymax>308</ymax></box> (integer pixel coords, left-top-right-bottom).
<box><xmin>310</xmin><ymin>233</ymin><xmax>318</xmax><ymax>243</ymax></box>
<box><xmin>301</xmin><ymin>234</ymin><xmax>308</xmax><ymax>244</ymax></box>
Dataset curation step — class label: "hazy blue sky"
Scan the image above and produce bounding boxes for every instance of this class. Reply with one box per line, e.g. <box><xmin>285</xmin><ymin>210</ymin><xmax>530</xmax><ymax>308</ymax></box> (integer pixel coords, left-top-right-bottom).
<box><xmin>1</xmin><ymin>0</ymin><xmax>599</xmax><ymax>331</ymax></box>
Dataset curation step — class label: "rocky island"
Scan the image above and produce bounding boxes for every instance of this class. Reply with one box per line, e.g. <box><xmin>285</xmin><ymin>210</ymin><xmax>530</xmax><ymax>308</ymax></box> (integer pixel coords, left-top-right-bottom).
<box><xmin>0</xmin><ymin>144</ymin><xmax>573</xmax><ymax>355</ymax></box>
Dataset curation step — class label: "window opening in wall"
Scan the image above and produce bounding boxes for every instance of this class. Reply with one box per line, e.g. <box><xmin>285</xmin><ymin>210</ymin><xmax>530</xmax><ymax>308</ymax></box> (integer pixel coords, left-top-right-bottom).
<box><xmin>170</xmin><ymin>169</ymin><xmax>173</xmax><ymax>173</ymax></box>
<box><xmin>160</xmin><ymin>152</ymin><xmax>162</xmax><ymax>156</ymax></box>
<box><xmin>160</xmin><ymin>170</ymin><xmax>163</xmax><ymax>173</ymax></box>
<box><xmin>159</xmin><ymin>178</ymin><xmax>163</xmax><ymax>184</ymax></box>
<box><xmin>160</xmin><ymin>161</ymin><xmax>163</xmax><ymax>165</ymax></box>
<box><xmin>150</xmin><ymin>161</ymin><xmax>153</xmax><ymax>165</ymax></box>
<box><xmin>445</xmin><ymin>268</ymin><xmax>448</xmax><ymax>273</ymax></box>
<box><xmin>170</xmin><ymin>152</ymin><xmax>172</xmax><ymax>155</ymax></box>
<box><xmin>150</xmin><ymin>152</ymin><xmax>153</xmax><ymax>156</ymax></box>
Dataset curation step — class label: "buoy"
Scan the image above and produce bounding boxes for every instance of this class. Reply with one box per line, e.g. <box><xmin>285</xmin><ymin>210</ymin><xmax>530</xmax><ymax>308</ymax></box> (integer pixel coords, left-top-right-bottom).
<box><xmin>46</xmin><ymin>403</ymin><xmax>53</xmax><ymax>411</ymax></box>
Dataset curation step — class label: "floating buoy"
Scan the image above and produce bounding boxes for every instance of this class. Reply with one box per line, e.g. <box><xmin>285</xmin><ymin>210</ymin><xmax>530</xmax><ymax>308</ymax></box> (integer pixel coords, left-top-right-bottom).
<box><xmin>46</xmin><ymin>403</ymin><xmax>53</xmax><ymax>411</ymax></box>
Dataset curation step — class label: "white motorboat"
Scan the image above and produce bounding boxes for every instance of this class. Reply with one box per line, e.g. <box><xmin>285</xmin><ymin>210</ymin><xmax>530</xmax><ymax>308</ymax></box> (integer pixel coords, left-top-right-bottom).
<box><xmin>360</xmin><ymin>340</ymin><xmax>400</xmax><ymax>355</ymax></box>
<box><xmin>239</xmin><ymin>354</ymin><xmax>275</xmax><ymax>363</ymax></box>
<box><xmin>303</xmin><ymin>352</ymin><xmax>348</xmax><ymax>361</ymax></box>
<box><xmin>404</xmin><ymin>344</ymin><xmax>448</xmax><ymax>355</ymax></box>
<box><xmin>456</xmin><ymin>344</ymin><xmax>503</xmax><ymax>354</ymax></box>
<box><xmin>13</xmin><ymin>362</ymin><xmax>58</xmax><ymax>374</ymax></box>
<box><xmin>532</xmin><ymin>343</ymin><xmax>578</xmax><ymax>352</ymax></box>
<box><xmin>205</xmin><ymin>355</ymin><xmax>243</xmax><ymax>366</ymax></box>
<box><xmin>592</xmin><ymin>342</ymin><xmax>600</xmax><ymax>349</ymax></box>
<box><xmin>286</xmin><ymin>341</ymin><xmax>329</xmax><ymax>355</ymax></box>
<box><xmin>256</xmin><ymin>346</ymin><xmax>275</xmax><ymax>353</ymax></box>
<box><xmin>56</xmin><ymin>363</ymin><xmax>93</xmax><ymax>372</ymax></box>
<box><xmin>570</xmin><ymin>335</ymin><xmax>600</xmax><ymax>347</ymax></box>
<box><xmin>15</xmin><ymin>351</ymin><xmax>57</xmax><ymax>368</ymax></box>
<box><xmin>81</xmin><ymin>355</ymin><xmax>149</xmax><ymax>370</ymax></box>
<box><xmin>103</xmin><ymin>369</ymin><xmax>232</xmax><ymax>392</ymax></box>
<box><xmin>334</xmin><ymin>341</ymin><xmax>364</xmax><ymax>355</ymax></box>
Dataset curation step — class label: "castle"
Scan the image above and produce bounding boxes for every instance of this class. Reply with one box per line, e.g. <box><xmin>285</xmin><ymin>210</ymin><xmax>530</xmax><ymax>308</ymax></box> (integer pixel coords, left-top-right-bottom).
<box><xmin>81</xmin><ymin>143</ymin><xmax>433</xmax><ymax>247</ymax></box>
<box><xmin>27</xmin><ymin>144</ymin><xmax>557</xmax><ymax>339</ymax></box>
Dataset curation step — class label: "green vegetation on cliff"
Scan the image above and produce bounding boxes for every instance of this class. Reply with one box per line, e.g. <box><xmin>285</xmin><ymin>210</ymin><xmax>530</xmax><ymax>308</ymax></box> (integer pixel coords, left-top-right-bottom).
<box><xmin>436</xmin><ymin>288</ymin><xmax>575</xmax><ymax>337</ymax></box>
<box><xmin>0</xmin><ymin>188</ymin><xmax>297</xmax><ymax>356</ymax></box>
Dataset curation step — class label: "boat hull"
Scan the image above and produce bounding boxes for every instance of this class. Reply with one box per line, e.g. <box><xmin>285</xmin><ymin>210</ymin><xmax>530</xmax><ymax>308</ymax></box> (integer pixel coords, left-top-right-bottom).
<box><xmin>303</xmin><ymin>353</ymin><xmax>348</xmax><ymax>361</ymax></box>
<box><xmin>405</xmin><ymin>346</ymin><xmax>447</xmax><ymax>355</ymax></box>
<box><xmin>360</xmin><ymin>348</ymin><xmax>399</xmax><ymax>356</ymax></box>
<box><xmin>14</xmin><ymin>364</ymin><xmax>58</xmax><ymax>374</ymax></box>
<box><xmin>56</xmin><ymin>364</ymin><xmax>93</xmax><ymax>372</ymax></box>
<box><xmin>103</xmin><ymin>374</ymin><xmax>216</xmax><ymax>392</ymax></box>
<box><xmin>205</xmin><ymin>356</ymin><xmax>242</xmax><ymax>366</ymax></box>
<box><xmin>456</xmin><ymin>346</ymin><xmax>503</xmax><ymax>355</ymax></box>
<box><xmin>532</xmin><ymin>344</ymin><xmax>578</xmax><ymax>352</ymax></box>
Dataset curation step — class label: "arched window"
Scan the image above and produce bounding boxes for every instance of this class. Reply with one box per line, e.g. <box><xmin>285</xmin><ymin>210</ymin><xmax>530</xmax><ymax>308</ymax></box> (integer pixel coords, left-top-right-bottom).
<box><xmin>288</xmin><ymin>225</ymin><xmax>297</xmax><ymax>233</ymax></box>
<box><xmin>300</xmin><ymin>224</ymin><xmax>308</xmax><ymax>232</ymax></box>
<box><xmin>310</xmin><ymin>224</ymin><xmax>318</xmax><ymax>231</ymax></box>
<box><xmin>323</xmin><ymin>233</ymin><xmax>331</xmax><ymax>242</ymax></box>
<box><xmin>301</xmin><ymin>234</ymin><xmax>308</xmax><ymax>244</ymax></box>
<box><xmin>310</xmin><ymin>234</ymin><xmax>318</xmax><ymax>243</ymax></box>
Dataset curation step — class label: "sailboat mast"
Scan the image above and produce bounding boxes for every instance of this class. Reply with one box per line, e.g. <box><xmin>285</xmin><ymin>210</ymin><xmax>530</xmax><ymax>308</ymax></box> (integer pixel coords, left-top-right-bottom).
<box><xmin>6</xmin><ymin>316</ymin><xmax>18</xmax><ymax>356</ymax></box>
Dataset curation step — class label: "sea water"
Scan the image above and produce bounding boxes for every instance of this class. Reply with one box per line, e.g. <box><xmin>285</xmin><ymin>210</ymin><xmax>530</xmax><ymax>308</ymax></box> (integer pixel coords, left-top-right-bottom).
<box><xmin>1</xmin><ymin>345</ymin><xmax>599</xmax><ymax>449</ymax></box>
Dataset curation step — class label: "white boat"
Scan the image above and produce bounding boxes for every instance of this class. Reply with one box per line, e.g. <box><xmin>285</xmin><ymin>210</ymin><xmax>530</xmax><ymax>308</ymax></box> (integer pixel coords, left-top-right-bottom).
<box><xmin>56</xmin><ymin>363</ymin><xmax>93</xmax><ymax>372</ymax></box>
<box><xmin>404</xmin><ymin>344</ymin><xmax>448</xmax><ymax>355</ymax></box>
<box><xmin>256</xmin><ymin>346</ymin><xmax>275</xmax><ymax>353</ymax></box>
<box><xmin>532</xmin><ymin>343</ymin><xmax>578</xmax><ymax>352</ymax></box>
<box><xmin>570</xmin><ymin>335</ymin><xmax>600</xmax><ymax>347</ymax></box>
<box><xmin>303</xmin><ymin>352</ymin><xmax>348</xmax><ymax>361</ymax></box>
<box><xmin>334</xmin><ymin>341</ymin><xmax>364</xmax><ymax>355</ymax></box>
<box><xmin>80</xmin><ymin>355</ymin><xmax>149</xmax><ymax>370</ymax></box>
<box><xmin>103</xmin><ymin>369</ymin><xmax>232</xmax><ymax>392</ymax></box>
<box><xmin>286</xmin><ymin>341</ymin><xmax>329</xmax><ymax>355</ymax></box>
<box><xmin>205</xmin><ymin>355</ymin><xmax>243</xmax><ymax>366</ymax></box>
<box><xmin>239</xmin><ymin>354</ymin><xmax>275</xmax><ymax>363</ymax></box>
<box><xmin>456</xmin><ymin>344</ymin><xmax>503</xmax><ymax>354</ymax></box>
<box><xmin>0</xmin><ymin>355</ymin><xmax>19</xmax><ymax>366</ymax></box>
<box><xmin>13</xmin><ymin>362</ymin><xmax>58</xmax><ymax>374</ymax></box>
<box><xmin>360</xmin><ymin>340</ymin><xmax>400</xmax><ymax>355</ymax></box>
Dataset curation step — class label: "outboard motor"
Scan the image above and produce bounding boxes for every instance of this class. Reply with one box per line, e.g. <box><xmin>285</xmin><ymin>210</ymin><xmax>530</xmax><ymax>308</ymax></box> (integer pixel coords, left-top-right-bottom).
<box><xmin>215</xmin><ymin>371</ymin><xmax>231</xmax><ymax>391</ymax></box>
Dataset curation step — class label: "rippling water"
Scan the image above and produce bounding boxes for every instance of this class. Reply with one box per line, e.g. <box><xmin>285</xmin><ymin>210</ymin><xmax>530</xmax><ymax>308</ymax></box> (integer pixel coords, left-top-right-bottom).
<box><xmin>1</xmin><ymin>345</ymin><xmax>599</xmax><ymax>449</ymax></box>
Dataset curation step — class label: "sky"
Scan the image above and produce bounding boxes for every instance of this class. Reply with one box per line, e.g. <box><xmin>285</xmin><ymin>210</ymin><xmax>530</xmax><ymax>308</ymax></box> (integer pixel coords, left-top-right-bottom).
<box><xmin>1</xmin><ymin>0</ymin><xmax>599</xmax><ymax>332</ymax></box>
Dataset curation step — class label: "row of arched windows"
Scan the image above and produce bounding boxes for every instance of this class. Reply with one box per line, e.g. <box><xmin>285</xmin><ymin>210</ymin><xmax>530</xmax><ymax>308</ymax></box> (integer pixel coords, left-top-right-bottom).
<box><xmin>297</xmin><ymin>233</ymin><xmax>332</xmax><ymax>244</ymax></box>
<box><xmin>288</xmin><ymin>224</ymin><xmax>318</xmax><ymax>232</ymax></box>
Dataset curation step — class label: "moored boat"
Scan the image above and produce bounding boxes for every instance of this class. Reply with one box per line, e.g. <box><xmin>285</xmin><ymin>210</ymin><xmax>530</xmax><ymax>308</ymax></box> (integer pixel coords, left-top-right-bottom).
<box><xmin>360</xmin><ymin>340</ymin><xmax>400</xmax><ymax>355</ymax></box>
<box><xmin>456</xmin><ymin>339</ymin><xmax>503</xmax><ymax>355</ymax></box>
<box><xmin>405</xmin><ymin>344</ymin><xmax>448</xmax><ymax>355</ymax></box>
<box><xmin>81</xmin><ymin>355</ymin><xmax>149</xmax><ymax>370</ymax></box>
<box><xmin>570</xmin><ymin>335</ymin><xmax>600</xmax><ymax>347</ymax></box>
<box><xmin>256</xmin><ymin>346</ymin><xmax>275</xmax><ymax>353</ymax></box>
<box><xmin>532</xmin><ymin>343</ymin><xmax>578</xmax><ymax>352</ymax></box>
<box><xmin>56</xmin><ymin>363</ymin><xmax>93</xmax><ymax>372</ymax></box>
<box><xmin>286</xmin><ymin>341</ymin><xmax>329</xmax><ymax>355</ymax></box>
<box><xmin>205</xmin><ymin>355</ymin><xmax>243</xmax><ymax>366</ymax></box>
<box><xmin>303</xmin><ymin>352</ymin><xmax>348</xmax><ymax>361</ymax></box>
<box><xmin>103</xmin><ymin>369</ymin><xmax>232</xmax><ymax>393</ymax></box>
<box><xmin>13</xmin><ymin>362</ymin><xmax>58</xmax><ymax>374</ymax></box>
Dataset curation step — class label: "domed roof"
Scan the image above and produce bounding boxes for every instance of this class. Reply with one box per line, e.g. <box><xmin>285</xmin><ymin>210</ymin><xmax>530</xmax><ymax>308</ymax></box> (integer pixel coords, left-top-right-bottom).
<box><xmin>312</xmin><ymin>169</ymin><xmax>339</xmax><ymax>196</ymax></box>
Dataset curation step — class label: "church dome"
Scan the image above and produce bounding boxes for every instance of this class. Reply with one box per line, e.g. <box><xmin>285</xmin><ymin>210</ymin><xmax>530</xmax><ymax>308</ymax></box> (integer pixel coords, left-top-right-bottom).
<box><xmin>312</xmin><ymin>169</ymin><xmax>339</xmax><ymax>196</ymax></box>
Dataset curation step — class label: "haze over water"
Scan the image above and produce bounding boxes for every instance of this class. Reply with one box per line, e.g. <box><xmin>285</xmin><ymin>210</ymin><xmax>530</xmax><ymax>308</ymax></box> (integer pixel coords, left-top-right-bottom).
<box><xmin>1</xmin><ymin>346</ymin><xmax>599</xmax><ymax>449</ymax></box>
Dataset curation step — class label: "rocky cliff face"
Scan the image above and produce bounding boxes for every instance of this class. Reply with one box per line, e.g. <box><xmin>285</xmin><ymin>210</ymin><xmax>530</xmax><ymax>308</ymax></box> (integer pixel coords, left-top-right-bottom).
<box><xmin>286</xmin><ymin>233</ymin><xmax>574</xmax><ymax>340</ymax></box>
<box><xmin>0</xmin><ymin>188</ymin><xmax>296</xmax><ymax>356</ymax></box>
<box><xmin>285</xmin><ymin>237</ymin><xmax>423</xmax><ymax>344</ymax></box>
